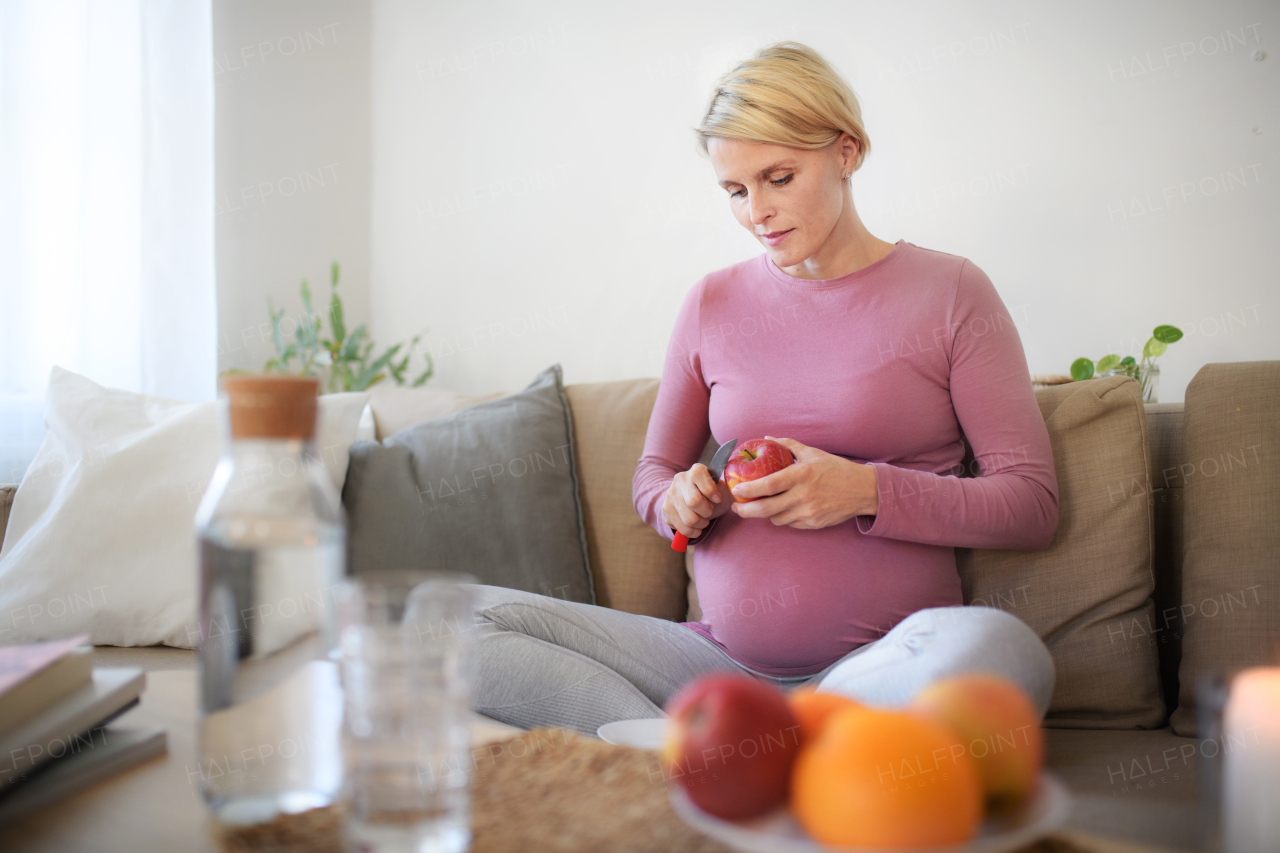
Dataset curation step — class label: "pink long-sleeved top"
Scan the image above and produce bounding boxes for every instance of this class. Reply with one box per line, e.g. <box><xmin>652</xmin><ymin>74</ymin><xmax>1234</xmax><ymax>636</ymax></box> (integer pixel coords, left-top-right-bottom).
<box><xmin>632</xmin><ymin>240</ymin><xmax>1058</xmax><ymax>677</ymax></box>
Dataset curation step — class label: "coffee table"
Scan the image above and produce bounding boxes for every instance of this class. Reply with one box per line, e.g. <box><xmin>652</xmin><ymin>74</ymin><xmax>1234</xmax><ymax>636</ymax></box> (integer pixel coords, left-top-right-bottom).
<box><xmin>0</xmin><ymin>668</ymin><xmax>1180</xmax><ymax>853</ymax></box>
<box><xmin>0</xmin><ymin>669</ymin><xmax>523</xmax><ymax>851</ymax></box>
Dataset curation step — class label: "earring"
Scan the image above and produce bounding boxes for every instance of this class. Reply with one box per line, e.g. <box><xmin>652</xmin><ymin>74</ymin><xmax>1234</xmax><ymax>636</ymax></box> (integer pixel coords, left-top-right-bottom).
<box><xmin>843</xmin><ymin>172</ymin><xmax>850</xmax><ymax>180</ymax></box>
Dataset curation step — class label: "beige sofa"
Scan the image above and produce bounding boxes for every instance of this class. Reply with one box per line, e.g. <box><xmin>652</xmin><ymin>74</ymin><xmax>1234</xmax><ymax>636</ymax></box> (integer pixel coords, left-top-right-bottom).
<box><xmin>2</xmin><ymin>360</ymin><xmax>1276</xmax><ymax>852</ymax></box>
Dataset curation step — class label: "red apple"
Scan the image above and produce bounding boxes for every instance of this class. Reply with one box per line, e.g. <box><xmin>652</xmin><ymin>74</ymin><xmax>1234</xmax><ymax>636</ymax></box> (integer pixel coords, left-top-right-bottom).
<box><xmin>723</xmin><ymin>438</ymin><xmax>796</xmax><ymax>503</ymax></box>
<box><xmin>660</xmin><ymin>673</ymin><xmax>801</xmax><ymax>820</ymax></box>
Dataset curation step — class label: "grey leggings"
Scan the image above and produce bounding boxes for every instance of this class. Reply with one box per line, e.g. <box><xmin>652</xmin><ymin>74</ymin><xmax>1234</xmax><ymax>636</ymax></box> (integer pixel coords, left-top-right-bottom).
<box><xmin>464</xmin><ymin>583</ymin><xmax>1055</xmax><ymax>737</ymax></box>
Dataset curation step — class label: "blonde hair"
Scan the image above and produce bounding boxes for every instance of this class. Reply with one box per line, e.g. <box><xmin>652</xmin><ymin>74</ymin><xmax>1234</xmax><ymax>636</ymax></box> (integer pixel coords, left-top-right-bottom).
<box><xmin>695</xmin><ymin>41</ymin><xmax>870</xmax><ymax>173</ymax></box>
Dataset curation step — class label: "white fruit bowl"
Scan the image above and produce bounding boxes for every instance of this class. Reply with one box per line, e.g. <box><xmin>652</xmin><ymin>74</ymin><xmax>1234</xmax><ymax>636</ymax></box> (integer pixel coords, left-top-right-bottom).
<box><xmin>667</xmin><ymin>772</ymin><xmax>1072</xmax><ymax>853</ymax></box>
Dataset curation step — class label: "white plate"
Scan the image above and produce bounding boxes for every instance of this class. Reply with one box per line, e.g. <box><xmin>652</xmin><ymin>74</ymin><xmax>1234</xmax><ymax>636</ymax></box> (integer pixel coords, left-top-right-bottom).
<box><xmin>596</xmin><ymin>717</ymin><xmax>668</xmax><ymax>750</ymax></box>
<box><xmin>668</xmin><ymin>771</ymin><xmax>1072</xmax><ymax>853</ymax></box>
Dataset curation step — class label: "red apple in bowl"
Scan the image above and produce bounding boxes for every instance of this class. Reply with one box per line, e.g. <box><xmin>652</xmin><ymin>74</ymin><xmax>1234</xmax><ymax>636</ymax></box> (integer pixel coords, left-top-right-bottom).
<box><xmin>723</xmin><ymin>438</ymin><xmax>796</xmax><ymax>503</ymax></box>
<box><xmin>660</xmin><ymin>673</ymin><xmax>802</xmax><ymax>820</ymax></box>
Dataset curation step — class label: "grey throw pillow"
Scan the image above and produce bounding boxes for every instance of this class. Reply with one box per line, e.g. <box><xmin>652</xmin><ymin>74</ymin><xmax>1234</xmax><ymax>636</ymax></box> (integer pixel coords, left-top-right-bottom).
<box><xmin>342</xmin><ymin>364</ymin><xmax>596</xmax><ymax>604</ymax></box>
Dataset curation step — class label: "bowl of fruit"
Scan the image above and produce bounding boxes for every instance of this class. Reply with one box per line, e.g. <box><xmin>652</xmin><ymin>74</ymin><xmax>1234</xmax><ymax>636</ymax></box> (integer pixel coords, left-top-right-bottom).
<box><xmin>653</xmin><ymin>672</ymin><xmax>1071</xmax><ymax>852</ymax></box>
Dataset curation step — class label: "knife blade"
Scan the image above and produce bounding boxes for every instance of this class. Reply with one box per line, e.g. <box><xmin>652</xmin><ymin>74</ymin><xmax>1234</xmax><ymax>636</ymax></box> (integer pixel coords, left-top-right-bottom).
<box><xmin>671</xmin><ymin>438</ymin><xmax>738</xmax><ymax>553</ymax></box>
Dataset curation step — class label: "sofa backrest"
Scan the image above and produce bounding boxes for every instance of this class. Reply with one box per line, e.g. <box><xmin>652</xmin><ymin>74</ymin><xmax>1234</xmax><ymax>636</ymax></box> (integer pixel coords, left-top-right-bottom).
<box><xmin>0</xmin><ymin>386</ymin><xmax>1195</xmax><ymax>640</ymax></box>
<box><xmin>1168</xmin><ymin>361</ymin><xmax>1280</xmax><ymax>736</ymax></box>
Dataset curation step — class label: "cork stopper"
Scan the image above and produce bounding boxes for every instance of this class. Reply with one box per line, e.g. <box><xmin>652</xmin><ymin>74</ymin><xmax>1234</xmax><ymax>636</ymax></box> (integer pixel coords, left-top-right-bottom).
<box><xmin>222</xmin><ymin>375</ymin><xmax>319</xmax><ymax>439</ymax></box>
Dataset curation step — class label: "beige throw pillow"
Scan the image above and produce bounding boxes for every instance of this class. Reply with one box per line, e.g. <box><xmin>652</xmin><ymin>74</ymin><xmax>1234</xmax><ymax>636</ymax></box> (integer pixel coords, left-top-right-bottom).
<box><xmin>565</xmin><ymin>379</ymin><xmax>688</xmax><ymax>620</ymax></box>
<box><xmin>958</xmin><ymin>375</ymin><xmax>1166</xmax><ymax>729</ymax></box>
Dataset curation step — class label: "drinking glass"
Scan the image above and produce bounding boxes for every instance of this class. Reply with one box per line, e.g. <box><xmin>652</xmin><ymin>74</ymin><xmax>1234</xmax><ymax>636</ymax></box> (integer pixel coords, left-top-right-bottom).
<box><xmin>333</xmin><ymin>571</ymin><xmax>477</xmax><ymax>853</ymax></box>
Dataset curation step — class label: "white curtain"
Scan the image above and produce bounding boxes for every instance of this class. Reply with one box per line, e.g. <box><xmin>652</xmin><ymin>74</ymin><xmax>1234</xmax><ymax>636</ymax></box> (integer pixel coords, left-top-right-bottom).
<box><xmin>0</xmin><ymin>0</ymin><xmax>215</xmax><ymax>483</ymax></box>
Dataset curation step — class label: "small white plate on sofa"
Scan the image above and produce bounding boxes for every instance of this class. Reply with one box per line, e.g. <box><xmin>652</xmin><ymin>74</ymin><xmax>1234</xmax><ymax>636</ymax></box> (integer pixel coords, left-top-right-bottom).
<box><xmin>668</xmin><ymin>771</ymin><xmax>1072</xmax><ymax>853</ymax></box>
<box><xmin>596</xmin><ymin>717</ymin><xmax>668</xmax><ymax>750</ymax></box>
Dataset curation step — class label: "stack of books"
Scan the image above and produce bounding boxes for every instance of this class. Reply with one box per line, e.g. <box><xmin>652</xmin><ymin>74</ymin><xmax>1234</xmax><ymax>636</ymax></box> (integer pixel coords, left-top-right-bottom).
<box><xmin>0</xmin><ymin>635</ymin><xmax>165</xmax><ymax>821</ymax></box>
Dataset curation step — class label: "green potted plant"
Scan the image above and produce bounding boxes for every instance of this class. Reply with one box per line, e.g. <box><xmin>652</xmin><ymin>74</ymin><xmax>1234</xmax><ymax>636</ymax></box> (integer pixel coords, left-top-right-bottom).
<box><xmin>1070</xmin><ymin>324</ymin><xmax>1182</xmax><ymax>403</ymax></box>
<box><xmin>259</xmin><ymin>261</ymin><xmax>433</xmax><ymax>393</ymax></box>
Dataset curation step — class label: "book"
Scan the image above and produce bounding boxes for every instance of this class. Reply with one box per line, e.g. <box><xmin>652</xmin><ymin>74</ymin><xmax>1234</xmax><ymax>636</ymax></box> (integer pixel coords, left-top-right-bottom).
<box><xmin>0</xmin><ymin>635</ymin><xmax>93</xmax><ymax>736</ymax></box>
<box><xmin>0</xmin><ymin>668</ymin><xmax>145</xmax><ymax>792</ymax></box>
<box><xmin>0</xmin><ymin>726</ymin><xmax>167</xmax><ymax>823</ymax></box>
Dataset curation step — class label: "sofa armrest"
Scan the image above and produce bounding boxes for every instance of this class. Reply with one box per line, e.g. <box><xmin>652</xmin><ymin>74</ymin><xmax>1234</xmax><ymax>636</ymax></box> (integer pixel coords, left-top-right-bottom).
<box><xmin>0</xmin><ymin>484</ymin><xmax>15</xmax><ymax>553</ymax></box>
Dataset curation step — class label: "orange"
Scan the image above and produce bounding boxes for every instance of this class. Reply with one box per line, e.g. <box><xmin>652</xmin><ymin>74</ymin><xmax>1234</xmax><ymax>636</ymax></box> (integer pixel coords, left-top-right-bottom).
<box><xmin>790</xmin><ymin>706</ymin><xmax>983</xmax><ymax>849</ymax></box>
<box><xmin>910</xmin><ymin>673</ymin><xmax>1044</xmax><ymax>812</ymax></box>
<box><xmin>786</xmin><ymin>685</ymin><xmax>862</xmax><ymax>745</ymax></box>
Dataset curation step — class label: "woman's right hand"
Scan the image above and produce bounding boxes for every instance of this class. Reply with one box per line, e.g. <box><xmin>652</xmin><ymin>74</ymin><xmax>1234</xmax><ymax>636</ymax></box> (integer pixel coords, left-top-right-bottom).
<box><xmin>663</xmin><ymin>463</ymin><xmax>734</xmax><ymax>540</ymax></box>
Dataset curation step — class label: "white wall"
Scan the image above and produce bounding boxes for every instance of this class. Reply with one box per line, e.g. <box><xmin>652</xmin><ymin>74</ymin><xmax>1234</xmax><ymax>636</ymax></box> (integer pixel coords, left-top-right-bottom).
<box><xmin>370</xmin><ymin>0</ymin><xmax>1277</xmax><ymax>403</ymax></box>
<box><xmin>214</xmin><ymin>0</ymin><xmax>371</xmax><ymax>376</ymax></box>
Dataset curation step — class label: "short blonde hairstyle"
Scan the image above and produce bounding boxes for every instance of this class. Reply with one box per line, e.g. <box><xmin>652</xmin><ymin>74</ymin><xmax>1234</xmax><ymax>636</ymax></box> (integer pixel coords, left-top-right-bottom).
<box><xmin>695</xmin><ymin>41</ymin><xmax>870</xmax><ymax>173</ymax></box>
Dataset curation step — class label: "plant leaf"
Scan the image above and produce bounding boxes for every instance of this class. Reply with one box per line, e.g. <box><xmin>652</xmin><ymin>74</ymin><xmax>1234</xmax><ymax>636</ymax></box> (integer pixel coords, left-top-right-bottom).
<box><xmin>329</xmin><ymin>289</ymin><xmax>346</xmax><ymax>348</ymax></box>
<box><xmin>333</xmin><ymin>361</ymin><xmax>354</xmax><ymax>393</ymax></box>
<box><xmin>1143</xmin><ymin>338</ymin><xmax>1168</xmax><ymax>359</ymax></box>
<box><xmin>297</xmin><ymin>278</ymin><xmax>321</xmax><ymax>355</ymax></box>
<box><xmin>1095</xmin><ymin>354</ymin><xmax>1121</xmax><ymax>373</ymax></box>
<box><xmin>341</xmin><ymin>324</ymin><xmax>366</xmax><ymax>361</ymax></box>
<box><xmin>354</xmin><ymin>345</ymin><xmax>400</xmax><ymax>390</ymax></box>
<box><xmin>266</xmin><ymin>301</ymin><xmax>289</xmax><ymax>362</ymax></box>
<box><xmin>1070</xmin><ymin>358</ymin><xmax>1094</xmax><ymax>381</ymax></box>
<box><xmin>1153</xmin><ymin>324</ymin><xmax>1183</xmax><ymax>344</ymax></box>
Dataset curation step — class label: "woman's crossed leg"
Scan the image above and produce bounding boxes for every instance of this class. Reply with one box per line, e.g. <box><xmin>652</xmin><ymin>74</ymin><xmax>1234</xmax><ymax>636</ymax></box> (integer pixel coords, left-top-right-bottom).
<box><xmin>809</xmin><ymin>605</ymin><xmax>1056</xmax><ymax>716</ymax></box>
<box><xmin>465</xmin><ymin>584</ymin><xmax>747</xmax><ymax>735</ymax></box>
<box><xmin>464</xmin><ymin>584</ymin><xmax>1056</xmax><ymax>737</ymax></box>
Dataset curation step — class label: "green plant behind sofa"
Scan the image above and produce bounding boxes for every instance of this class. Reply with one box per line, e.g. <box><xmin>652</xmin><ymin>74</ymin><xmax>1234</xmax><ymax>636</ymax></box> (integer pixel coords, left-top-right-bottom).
<box><xmin>262</xmin><ymin>261</ymin><xmax>433</xmax><ymax>393</ymax></box>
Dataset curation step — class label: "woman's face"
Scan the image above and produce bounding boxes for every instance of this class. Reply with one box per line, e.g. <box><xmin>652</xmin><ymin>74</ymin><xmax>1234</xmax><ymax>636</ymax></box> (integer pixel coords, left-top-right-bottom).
<box><xmin>707</xmin><ymin>135</ymin><xmax>856</xmax><ymax>270</ymax></box>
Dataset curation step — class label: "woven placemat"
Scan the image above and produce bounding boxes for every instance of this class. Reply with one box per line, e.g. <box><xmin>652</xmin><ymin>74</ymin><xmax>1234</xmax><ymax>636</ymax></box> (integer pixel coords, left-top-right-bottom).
<box><xmin>471</xmin><ymin>727</ymin><xmax>731</xmax><ymax>852</ymax></box>
<box><xmin>470</xmin><ymin>727</ymin><xmax>1094</xmax><ymax>853</ymax></box>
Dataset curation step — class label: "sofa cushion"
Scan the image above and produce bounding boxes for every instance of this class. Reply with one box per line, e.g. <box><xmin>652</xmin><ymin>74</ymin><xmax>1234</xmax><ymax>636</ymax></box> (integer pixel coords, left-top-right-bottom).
<box><xmin>1045</xmin><ymin>726</ymin><xmax>1198</xmax><ymax>851</ymax></box>
<box><xmin>342</xmin><ymin>364</ymin><xmax>595</xmax><ymax>604</ymax></box>
<box><xmin>1170</xmin><ymin>361</ymin><xmax>1280</xmax><ymax>736</ymax></box>
<box><xmin>565</xmin><ymin>379</ymin><xmax>687</xmax><ymax>620</ymax></box>
<box><xmin>957</xmin><ymin>374</ymin><xmax>1166</xmax><ymax>729</ymax></box>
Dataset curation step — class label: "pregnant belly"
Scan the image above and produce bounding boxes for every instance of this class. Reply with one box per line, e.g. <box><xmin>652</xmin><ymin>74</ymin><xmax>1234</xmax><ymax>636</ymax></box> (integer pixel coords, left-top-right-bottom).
<box><xmin>692</xmin><ymin>515</ymin><xmax>962</xmax><ymax>675</ymax></box>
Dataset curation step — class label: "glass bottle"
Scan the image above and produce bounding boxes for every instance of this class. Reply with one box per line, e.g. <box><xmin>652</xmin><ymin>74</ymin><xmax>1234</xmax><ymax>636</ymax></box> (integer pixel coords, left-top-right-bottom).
<box><xmin>193</xmin><ymin>375</ymin><xmax>346</xmax><ymax>848</ymax></box>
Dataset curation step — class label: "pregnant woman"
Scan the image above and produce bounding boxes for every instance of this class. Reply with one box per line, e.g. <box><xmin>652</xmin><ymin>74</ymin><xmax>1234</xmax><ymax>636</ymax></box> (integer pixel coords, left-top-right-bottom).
<box><xmin>466</xmin><ymin>41</ymin><xmax>1058</xmax><ymax>737</ymax></box>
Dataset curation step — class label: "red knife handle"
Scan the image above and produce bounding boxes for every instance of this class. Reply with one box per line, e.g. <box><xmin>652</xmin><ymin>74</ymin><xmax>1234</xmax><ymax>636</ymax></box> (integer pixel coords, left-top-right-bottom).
<box><xmin>671</xmin><ymin>529</ymin><xmax>690</xmax><ymax>552</ymax></box>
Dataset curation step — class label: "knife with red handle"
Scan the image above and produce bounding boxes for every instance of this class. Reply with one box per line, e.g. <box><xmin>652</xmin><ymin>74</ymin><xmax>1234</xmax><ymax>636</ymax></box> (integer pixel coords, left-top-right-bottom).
<box><xmin>671</xmin><ymin>438</ymin><xmax>738</xmax><ymax>553</ymax></box>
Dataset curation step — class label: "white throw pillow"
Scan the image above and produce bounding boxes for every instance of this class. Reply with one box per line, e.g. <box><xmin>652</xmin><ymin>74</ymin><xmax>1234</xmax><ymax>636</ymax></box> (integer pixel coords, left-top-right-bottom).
<box><xmin>0</xmin><ymin>367</ymin><xmax>370</xmax><ymax>648</ymax></box>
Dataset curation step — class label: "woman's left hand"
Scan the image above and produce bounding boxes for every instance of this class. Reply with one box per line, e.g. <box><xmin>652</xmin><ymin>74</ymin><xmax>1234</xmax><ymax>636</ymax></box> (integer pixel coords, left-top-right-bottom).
<box><xmin>729</xmin><ymin>436</ymin><xmax>879</xmax><ymax>529</ymax></box>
